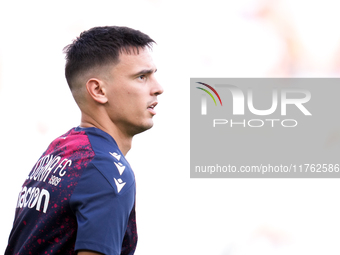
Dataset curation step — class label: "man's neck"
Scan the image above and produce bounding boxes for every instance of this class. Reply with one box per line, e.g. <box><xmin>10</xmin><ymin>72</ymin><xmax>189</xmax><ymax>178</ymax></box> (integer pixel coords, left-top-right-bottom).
<box><xmin>80</xmin><ymin>113</ymin><xmax>132</xmax><ymax>156</ymax></box>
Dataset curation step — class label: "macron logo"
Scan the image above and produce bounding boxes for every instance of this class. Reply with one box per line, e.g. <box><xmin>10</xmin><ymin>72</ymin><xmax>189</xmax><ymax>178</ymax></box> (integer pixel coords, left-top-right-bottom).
<box><xmin>114</xmin><ymin>162</ymin><xmax>126</xmax><ymax>175</ymax></box>
<box><xmin>114</xmin><ymin>178</ymin><xmax>126</xmax><ymax>193</ymax></box>
<box><xmin>110</xmin><ymin>152</ymin><xmax>126</xmax><ymax>193</ymax></box>
<box><xmin>109</xmin><ymin>152</ymin><xmax>121</xmax><ymax>161</ymax></box>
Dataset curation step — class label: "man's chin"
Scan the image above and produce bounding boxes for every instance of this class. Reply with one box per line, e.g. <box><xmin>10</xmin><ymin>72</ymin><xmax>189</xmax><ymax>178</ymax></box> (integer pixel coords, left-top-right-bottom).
<box><xmin>133</xmin><ymin>121</ymin><xmax>154</xmax><ymax>135</ymax></box>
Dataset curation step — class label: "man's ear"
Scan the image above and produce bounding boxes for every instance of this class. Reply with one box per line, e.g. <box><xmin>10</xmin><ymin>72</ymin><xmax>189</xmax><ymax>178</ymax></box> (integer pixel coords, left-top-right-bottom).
<box><xmin>85</xmin><ymin>78</ymin><xmax>108</xmax><ymax>104</ymax></box>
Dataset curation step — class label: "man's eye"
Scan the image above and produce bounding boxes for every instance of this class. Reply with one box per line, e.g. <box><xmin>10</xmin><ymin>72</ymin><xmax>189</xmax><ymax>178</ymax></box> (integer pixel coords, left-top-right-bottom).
<box><xmin>138</xmin><ymin>75</ymin><xmax>146</xmax><ymax>80</ymax></box>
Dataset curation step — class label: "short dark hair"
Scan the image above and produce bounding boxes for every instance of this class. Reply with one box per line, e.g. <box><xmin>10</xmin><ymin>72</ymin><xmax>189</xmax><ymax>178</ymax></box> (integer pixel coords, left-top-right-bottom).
<box><xmin>63</xmin><ymin>26</ymin><xmax>155</xmax><ymax>90</ymax></box>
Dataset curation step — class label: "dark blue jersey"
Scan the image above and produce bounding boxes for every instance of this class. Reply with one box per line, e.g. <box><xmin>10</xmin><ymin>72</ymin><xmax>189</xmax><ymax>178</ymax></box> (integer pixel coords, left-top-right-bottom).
<box><xmin>5</xmin><ymin>127</ymin><xmax>137</xmax><ymax>255</ymax></box>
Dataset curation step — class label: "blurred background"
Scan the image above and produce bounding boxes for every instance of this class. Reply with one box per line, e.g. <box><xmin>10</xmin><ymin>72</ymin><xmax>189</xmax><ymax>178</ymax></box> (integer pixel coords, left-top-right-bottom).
<box><xmin>1</xmin><ymin>0</ymin><xmax>340</xmax><ymax>254</ymax></box>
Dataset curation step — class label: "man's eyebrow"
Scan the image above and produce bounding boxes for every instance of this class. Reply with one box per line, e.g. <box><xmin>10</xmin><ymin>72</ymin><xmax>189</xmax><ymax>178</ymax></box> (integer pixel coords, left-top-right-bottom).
<box><xmin>134</xmin><ymin>69</ymin><xmax>157</xmax><ymax>76</ymax></box>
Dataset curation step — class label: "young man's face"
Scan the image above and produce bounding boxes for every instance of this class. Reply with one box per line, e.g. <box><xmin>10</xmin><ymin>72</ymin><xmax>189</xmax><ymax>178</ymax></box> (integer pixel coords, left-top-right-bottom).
<box><xmin>105</xmin><ymin>47</ymin><xmax>163</xmax><ymax>136</ymax></box>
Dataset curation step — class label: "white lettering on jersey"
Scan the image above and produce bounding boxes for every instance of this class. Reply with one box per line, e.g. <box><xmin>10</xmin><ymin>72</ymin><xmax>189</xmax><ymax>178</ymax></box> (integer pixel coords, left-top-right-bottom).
<box><xmin>28</xmin><ymin>154</ymin><xmax>72</xmax><ymax>183</ymax></box>
<box><xmin>16</xmin><ymin>186</ymin><xmax>50</xmax><ymax>213</ymax></box>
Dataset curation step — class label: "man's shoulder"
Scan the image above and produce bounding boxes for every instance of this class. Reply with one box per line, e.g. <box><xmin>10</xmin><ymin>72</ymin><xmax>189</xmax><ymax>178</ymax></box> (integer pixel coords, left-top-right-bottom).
<box><xmin>89</xmin><ymin>143</ymin><xmax>135</xmax><ymax>194</ymax></box>
<box><xmin>45</xmin><ymin>127</ymin><xmax>117</xmax><ymax>157</ymax></box>
<box><xmin>70</xmin><ymin>127</ymin><xmax>135</xmax><ymax>192</ymax></box>
<box><xmin>46</xmin><ymin>127</ymin><xmax>93</xmax><ymax>152</ymax></box>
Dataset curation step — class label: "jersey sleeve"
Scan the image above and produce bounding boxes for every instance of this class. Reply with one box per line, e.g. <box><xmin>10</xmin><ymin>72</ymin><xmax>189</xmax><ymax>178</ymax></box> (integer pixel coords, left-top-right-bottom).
<box><xmin>70</xmin><ymin>162</ymin><xmax>135</xmax><ymax>255</ymax></box>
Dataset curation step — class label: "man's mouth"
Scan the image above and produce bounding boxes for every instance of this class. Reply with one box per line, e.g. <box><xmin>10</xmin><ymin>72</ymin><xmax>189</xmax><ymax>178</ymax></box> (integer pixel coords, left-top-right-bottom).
<box><xmin>147</xmin><ymin>102</ymin><xmax>158</xmax><ymax>115</ymax></box>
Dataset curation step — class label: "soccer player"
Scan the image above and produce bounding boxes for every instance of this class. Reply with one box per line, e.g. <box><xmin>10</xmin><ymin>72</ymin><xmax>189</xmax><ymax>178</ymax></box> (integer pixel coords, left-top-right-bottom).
<box><xmin>5</xmin><ymin>26</ymin><xmax>163</xmax><ymax>255</ymax></box>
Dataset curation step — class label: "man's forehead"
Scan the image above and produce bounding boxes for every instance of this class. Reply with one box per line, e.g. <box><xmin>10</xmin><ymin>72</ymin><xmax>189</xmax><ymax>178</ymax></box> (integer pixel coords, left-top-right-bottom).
<box><xmin>114</xmin><ymin>47</ymin><xmax>156</xmax><ymax>71</ymax></box>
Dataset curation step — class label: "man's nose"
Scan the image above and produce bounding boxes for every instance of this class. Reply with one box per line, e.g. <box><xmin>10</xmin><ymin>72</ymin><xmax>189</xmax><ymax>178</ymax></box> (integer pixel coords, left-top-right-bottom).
<box><xmin>151</xmin><ymin>78</ymin><xmax>164</xmax><ymax>96</ymax></box>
